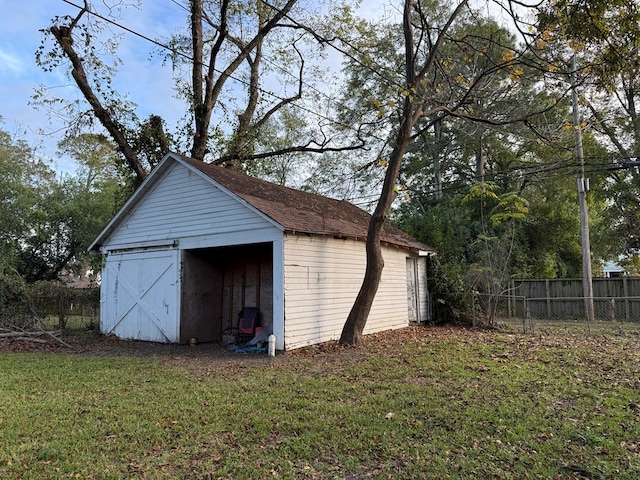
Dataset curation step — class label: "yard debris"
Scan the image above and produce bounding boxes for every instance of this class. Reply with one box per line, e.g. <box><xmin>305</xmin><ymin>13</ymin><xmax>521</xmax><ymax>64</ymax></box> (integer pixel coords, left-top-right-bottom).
<box><xmin>14</xmin><ymin>337</ymin><xmax>49</xmax><ymax>344</ymax></box>
<box><xmin>559</xmin><ymin>463</ymin><xmax>598</xmax><ymax>479</ymax></box>
<box><xmin>234</xmin><ymin>346</ymin><xmax>267</xmax><ymax>354</ymax></box>
<box><xmin>0</xmin><ymin>323</ymin><xmax>72</xmax><ymax>350</ymax></box>
<box><xmin>0</xmin><ymin>330</ymin><xmax>58</xmax><ymax>339</ymax></box>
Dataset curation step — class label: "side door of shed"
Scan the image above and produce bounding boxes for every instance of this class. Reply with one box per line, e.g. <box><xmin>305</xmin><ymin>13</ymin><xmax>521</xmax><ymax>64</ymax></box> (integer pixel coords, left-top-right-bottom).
<box><xmin>406</xmin><ymin>256</ymin><xmax>429</xmax><ymax>323</ymax></box>
<box><xmin>101</xmin><ymin>248</ymin><xmax>180</xmax><ymax>343</ymax></box>
<box><xmin>406</xmin><ymin>257</ymin><xmax>419</xmax><ymax>322</ymax></box>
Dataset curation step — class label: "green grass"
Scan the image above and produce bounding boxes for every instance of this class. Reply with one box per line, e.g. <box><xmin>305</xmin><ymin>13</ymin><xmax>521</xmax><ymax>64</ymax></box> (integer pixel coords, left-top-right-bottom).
<box><xmin>1</xmin><ymin>323</ymin><xmax>640</xmax><ymax>479</ymax></box>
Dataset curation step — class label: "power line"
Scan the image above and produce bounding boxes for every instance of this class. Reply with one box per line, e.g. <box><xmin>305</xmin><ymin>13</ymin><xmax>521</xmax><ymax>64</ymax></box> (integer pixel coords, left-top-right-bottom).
<box><xmin>55</xmin><ymin>0</ymin><xmax>630</xmax><ymax>198</ymax></box>
<box><xmin>333</xmin><ymin>153</ymin><xmax>620</xmax><ymax>208</ymax></box>
<box><xmin>306</xmin><ymin>148</ymin><xmax>629</xmax><ymax>208</ymax></box>
<box><xmin>168</xmin><ymin>0</ymin><xmax>340</xmax><ymax>106</ymax></box>
<box><xmin>258</xmin><ymin>0</ymin><xmax>407</xmax><ymax>95</ymax></box>
<box><xmin>58</xmin><ymin>0</ymin><xmax>371</xmax><ymax>142</ymax></box>
<box><xmin>57</xmin><ymin>0</ymin><xmax>588</xmax><ymax>167</ymax></box>
<box><xmin>396</xmin><ymin>154</ymin><xmax>625</xmax><ymax>200</ymax></box>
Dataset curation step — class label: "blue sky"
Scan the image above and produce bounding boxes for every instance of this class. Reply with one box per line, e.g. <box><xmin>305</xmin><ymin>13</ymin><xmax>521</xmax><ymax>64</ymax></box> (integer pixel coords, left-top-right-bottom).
<box><xmin>0</xmin><ymin>0</ymin><xmax>190</xmax><ymax>172</ymax></box>
<box><xmin>0</xmin><ymin>0</ymin><xmax>390</xmax><ymax>173</ymax></box>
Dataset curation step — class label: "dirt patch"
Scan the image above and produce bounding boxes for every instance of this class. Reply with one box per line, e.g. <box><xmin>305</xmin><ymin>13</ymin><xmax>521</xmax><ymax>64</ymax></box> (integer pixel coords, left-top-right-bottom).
<box><xmin>0</xmin><ymin>335</ymin><xmax>69</xmax><ymax>354</ymax></box>
<box><xmin>2</xmin><ymin>323</ymin><xmax>640</xmax><ymax>372</ymax></box>
<box><xmin>0</xmin><ymin>326</ymin><xmax>425</xmax><ymax>359</ymax></box>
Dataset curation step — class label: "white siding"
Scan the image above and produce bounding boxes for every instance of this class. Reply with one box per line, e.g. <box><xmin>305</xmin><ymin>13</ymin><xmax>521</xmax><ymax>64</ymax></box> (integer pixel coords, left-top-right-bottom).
<box><xmin>103</xmin><ymin>162</ymin><xmax>279</xmax><ymax>250</ymax></box>
<box><xmin>283</xmin><ymin>234</ymin><xmax>409</xmax><ymax>350</ymax></box>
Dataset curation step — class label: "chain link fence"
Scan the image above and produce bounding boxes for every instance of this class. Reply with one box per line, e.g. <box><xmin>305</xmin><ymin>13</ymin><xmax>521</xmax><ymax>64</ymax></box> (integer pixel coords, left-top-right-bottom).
<box><xmin>464</xmin><ymin>291</ymin><xmax>640</xmax><ymax>334</ymax></box>
<box><xmin>466</xmin><ymin>293</ymin><xmax>531</xmax><ymax>332</ymax></box>
<box><xmin>524</xmin><ymin>295</ymin><xmax>640</xmax><ymax>323</ymax></box>
<box><xmin>0</xmin><ymin>282</ymin><xmax>99</xmax><ymax>331</ymax></box>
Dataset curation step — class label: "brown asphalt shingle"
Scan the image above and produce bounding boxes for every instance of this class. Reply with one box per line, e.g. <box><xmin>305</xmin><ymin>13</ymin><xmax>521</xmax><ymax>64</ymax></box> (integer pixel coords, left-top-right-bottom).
<box><xmin>178</xmin><ymin>155</ymin><xmax>432</xmax><ymax>253</ymax></box>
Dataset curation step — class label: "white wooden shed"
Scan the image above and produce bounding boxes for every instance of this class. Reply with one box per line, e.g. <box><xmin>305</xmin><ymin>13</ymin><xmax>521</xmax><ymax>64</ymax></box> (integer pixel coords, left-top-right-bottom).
<box><xmin>89</xmin><ymin>152</ymin><xmax>433</xmax><ymax>351</ymax></box>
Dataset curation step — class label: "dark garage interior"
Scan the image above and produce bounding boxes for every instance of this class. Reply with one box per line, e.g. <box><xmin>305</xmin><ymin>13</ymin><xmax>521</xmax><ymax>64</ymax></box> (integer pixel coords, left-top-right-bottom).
<box><xmin>179</xmin><ymin>242</ymin><xmax>273</xmax><ymax>344</ymax></box>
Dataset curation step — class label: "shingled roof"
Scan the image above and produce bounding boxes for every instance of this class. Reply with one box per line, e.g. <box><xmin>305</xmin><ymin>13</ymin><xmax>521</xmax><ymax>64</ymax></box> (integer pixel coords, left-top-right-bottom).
<box><xmin>177</xmin><ymin>154</ymin><xmax>432</xmax><ymax>253</ymax></box>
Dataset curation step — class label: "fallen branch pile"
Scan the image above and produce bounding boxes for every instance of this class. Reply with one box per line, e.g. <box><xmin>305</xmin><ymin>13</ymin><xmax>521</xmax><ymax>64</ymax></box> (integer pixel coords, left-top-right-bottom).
<box><xmin>0</xmin><ymin>324</ymin><xmax>71</xmax><ymax>348</ymax></box>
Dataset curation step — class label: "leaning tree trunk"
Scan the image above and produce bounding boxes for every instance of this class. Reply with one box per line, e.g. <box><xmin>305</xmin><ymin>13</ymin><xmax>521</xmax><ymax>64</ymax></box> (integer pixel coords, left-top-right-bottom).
<box><xmin>338</xmin><ymin>0</ymin><xmax>473</xmax><ymax>345</ymax></box>
<box><xmin>339</xmin><ymin>96</ymin><xmax>417</xmax><ymax>345</ymax></box>
<box><xmin>432</xmin><ymin>119</ymin><xmax>444</xmax><ymax>201</ymax></box>
<box><xmin>338</xmin><ymin>215</ymin><xmax>386</xmax><ymax>346</ymax></box>
<box><xmin>339</xmin><ymin>0</ymin><xmax>420</xmax><ymax>346</ymax></box>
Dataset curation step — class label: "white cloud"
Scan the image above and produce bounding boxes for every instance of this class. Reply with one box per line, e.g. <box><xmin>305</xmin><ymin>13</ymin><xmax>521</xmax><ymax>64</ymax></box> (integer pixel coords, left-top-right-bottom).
<box><xmin>0</xmin><ymin>48</ymin><xmax>24</xmax><ymax>77</ymax></box>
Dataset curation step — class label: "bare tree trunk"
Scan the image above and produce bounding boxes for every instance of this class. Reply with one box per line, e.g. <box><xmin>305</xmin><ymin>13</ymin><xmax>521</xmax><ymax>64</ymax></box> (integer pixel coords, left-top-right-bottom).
<box><xmin>190</xmin><ymin>0</ymin><xmax>205</xmax><ymax>159</ymax></box>
<box><xmin>190</xmin><ymin>0</ymin><xmax>298</xmax><ymax>162</ymax></box>
<box><xmin>50</xmin><ymin>18</ymin><xmax>147</xmax><ymax>182</ymax></box>
<box><xmin>45</xmin><ymin>0</ymin><xmax>363</xmax><ymax>179</ymax></box>
<box><xmin>475</xmin><ymin>138</ymin><xmax>485</xmax><ymax>183</ymax></box>
<box><xmin>626</xmin><ymin>85</ymin><xmax>640</xmax><ymax>154</ymax></box>
<box><xmin>433</xmin><ymin>119</ymin><xmax>443</xmax><ymax>201</ymax></box>
<box><xmin>339</xmin><ymin>0</ymin><xmax>469</xmax><ymax>345</ymax></box>
<box><xmin>225</xmin><ymin>6</ymin><xmax>265</xmax><ymax>168</ymax></box>
<box><xmin>190</xmin><ymin>0</ymin><xmax>228</xmax><ymax>161</ymax></box>
<box><xmin>339</xmin><ymin>107</ymin><xmax>414</xmax><ymax>344</ymax></box>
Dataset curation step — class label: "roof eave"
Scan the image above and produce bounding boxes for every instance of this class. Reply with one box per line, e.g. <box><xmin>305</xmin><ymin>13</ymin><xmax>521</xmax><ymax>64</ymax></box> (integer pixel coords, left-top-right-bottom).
<box><xmin>283</xmin><ymin>229</ymin><xmax>433</xmax><ymax>254</ymax></box>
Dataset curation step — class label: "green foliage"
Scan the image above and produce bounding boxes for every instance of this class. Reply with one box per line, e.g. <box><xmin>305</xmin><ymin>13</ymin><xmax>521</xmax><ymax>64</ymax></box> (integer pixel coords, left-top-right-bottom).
<box><xmin>0</xmin><ymin>268</ymin><xmax>99</xmax><ymax>328</ymax></box>
<box><xmin>29</xmin><ymin>283</ymin><xmax>99</xmax><ymax>330</ymax></box>
<box><xmin>37</xmin><ymin>0</ymin><xmax>363</xmax><ymax>175</ymax></box>
<box><xmin>241</xmin><ymin>107</ymin><xmax>315</xmax><ymax>187</ymax></box>
<box><xmin>426</xmin><ymin>255</ymin><xmax>473</xmax><ymax>324</ymax></box>
<box><xmin>537</xmin><ymin>0</ymin><xmax>640</xmax><ymax>84</ymax></box>
<box><xmin>0</xmin><ymin>259</ymin><xmax>30</xmax><ymax>325</ymax></box>
<box><xmin>344</xmin><ymin>1</ymin><xmax>591</xmax><ymax>308</ymax></box>
<box><xmin>534</xmin><ymin>0</ymin><xmax>640</xmax><ymax>266</ymax></box>
<box><xmin>491</xmin><ymin>193</ymin><xmax>529</xmax><ymax>227</ymax></box>
<box><xmin>393</xmin><ymin>197</ymin><xmax>478</xmax><ymax>323</ymax></box>
<box><xmin>516</xmin><ymin>186</ymin><xmax>583</xmax><ymax>279</ymax></box>
<box><xmin>395</xmin><ymin>185</ymin><xmax>530</xmax><ymax>320</ymax></box>
<box><xmin>0</xmin><ymin>128</ymin><xmax>124</xmax><ymax>284</ymax></box>
<box><xmin>462</xmin><ymin>181</ymin><xmax>500</xmax><ymax>203</ymax></box>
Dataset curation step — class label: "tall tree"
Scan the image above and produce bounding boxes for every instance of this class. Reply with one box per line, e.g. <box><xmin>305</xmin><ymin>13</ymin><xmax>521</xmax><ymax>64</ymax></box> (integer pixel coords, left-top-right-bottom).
<box><xmin>338</xmin><ymin>0</ymin><xmax>563</xmax><ymax>344</ymax></box>
<box><xmin>0</xmin><ymin>129</ymin><xmax>120</xmax><ymax>282</ymax></box>
<box><xmin>536</xmin><ymin>0</ymin><xmax>640</xmax><ymax>268</ymax></box>
<box><xmin>0</xmin><ymin>126</ymin><xmax>37</xmax><ymax>268</ymax></box>
<box><xmin>36</xmin><ymin>0</ymin><xmax>363</xmax><ymax>183</ymax></box>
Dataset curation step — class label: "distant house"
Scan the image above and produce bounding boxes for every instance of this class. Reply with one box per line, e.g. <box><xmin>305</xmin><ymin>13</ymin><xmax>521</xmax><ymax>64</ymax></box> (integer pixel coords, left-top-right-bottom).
<box><xmin>89</xmin><ymin>152</ymin><xmax>433</xmax><ymax>351</ymax></box>
<box><xmin>602</xmin><ymin>261</ymin><xmax>625</xmax><ymax>278</ymax></box>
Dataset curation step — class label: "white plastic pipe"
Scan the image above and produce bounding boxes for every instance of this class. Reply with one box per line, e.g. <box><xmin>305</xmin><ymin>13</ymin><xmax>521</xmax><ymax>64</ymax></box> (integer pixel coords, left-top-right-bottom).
<box><xmin>268</xmin><ymin>334</ymin><xmax>276</xmax><ymax>357</ymax></box>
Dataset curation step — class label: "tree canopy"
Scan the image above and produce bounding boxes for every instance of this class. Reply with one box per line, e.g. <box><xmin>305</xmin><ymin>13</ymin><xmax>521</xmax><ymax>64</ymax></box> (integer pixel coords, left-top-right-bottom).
<box><xmin>26</xmin><ymin>0</ymin><xmax>640</xmax><ymax>337</ymax></box>
<box><xmin>0</xmin><ymin>127</ymin><xmax>124</xmax><ymax>283</ymax></box>
<box><xmin>36</xmin><ymin>0</ymin><xmax>366</xmax><ymax>183</ymax></box>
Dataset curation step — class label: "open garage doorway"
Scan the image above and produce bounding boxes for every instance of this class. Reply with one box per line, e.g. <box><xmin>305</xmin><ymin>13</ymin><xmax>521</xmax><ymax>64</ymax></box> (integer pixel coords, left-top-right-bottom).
<box><xmin>180</xmin><ymin>242</ymin><xmax>273</xmax><ymax>343</ymax></box>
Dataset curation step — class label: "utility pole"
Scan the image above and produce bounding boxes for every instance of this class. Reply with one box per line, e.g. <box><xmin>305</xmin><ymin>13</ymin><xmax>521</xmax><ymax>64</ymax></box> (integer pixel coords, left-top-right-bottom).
<box><xmin>571</xmin><ymin>54</ymin><xmax>595</xmax><ymax>327</ymax></box>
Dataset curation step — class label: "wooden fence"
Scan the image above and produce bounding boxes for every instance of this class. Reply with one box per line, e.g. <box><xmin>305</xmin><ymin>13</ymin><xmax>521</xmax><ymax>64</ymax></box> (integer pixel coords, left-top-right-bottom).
<box><xmin>510</xmin><ymin>278</ymin><xmax>640</xmax><ymax>322</ymax></box>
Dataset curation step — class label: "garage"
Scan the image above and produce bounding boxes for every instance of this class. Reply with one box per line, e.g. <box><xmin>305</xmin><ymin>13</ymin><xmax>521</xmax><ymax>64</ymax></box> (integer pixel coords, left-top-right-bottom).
<box><xmin>180</xmin><ymin>243</ymin><xmax>273</xmax><ymax>344</ymax></box>
<box><xmin>90</xmin><ymin>152</ymin><xmax>432</xmax><ymax>351</ymax></box>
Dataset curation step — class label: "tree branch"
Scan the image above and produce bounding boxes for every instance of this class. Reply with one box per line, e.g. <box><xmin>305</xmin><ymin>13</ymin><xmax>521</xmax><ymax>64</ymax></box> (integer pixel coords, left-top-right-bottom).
<box><xmin>50</xmin><ymin>23</ymin><xmax>147</xmax><ymax>182</ymax></box>
<box><xmin>191</xmin><ymin>0</ymin><xmax>298</xmax><ymax>160</ymax></box>
<box><xmin>213</xmin><ymin>138</ymin><xmax>366</xmax><ymax>165</ymax></box>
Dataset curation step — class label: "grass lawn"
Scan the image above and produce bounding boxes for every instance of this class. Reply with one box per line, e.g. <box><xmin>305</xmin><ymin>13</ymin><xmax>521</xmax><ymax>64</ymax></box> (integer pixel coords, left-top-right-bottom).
<box><xmin>0</xmin><ymin>322</ymin><xmax>639</xmax><ymax>479</ymax></box>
